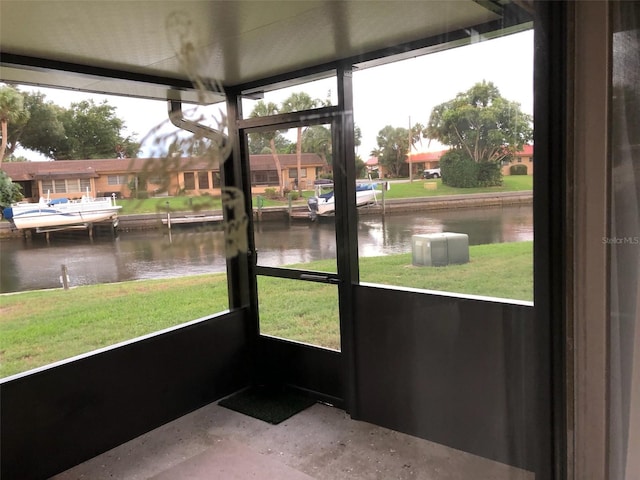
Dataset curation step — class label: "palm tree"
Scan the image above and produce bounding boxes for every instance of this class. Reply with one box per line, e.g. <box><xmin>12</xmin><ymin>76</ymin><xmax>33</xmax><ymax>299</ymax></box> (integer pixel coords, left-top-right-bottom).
<box><xmin>249</xmin><ymin>101</ymin><xmax>284</xmax><ymax>196</ymax></box>
<box><xmin>410</xmin><ymin>122</ymin><xmax>424</xmax><ymax>151</ymax></box>
<box><xmin>302</xmin><ymin>125</ymin><xmax>332</xmax><ymax>175</ymax></box>
<box><xmin>375</xmin><ymin>125</ymin><xmax>411</xmax><ymax>177</ymax></box>
<box><xmin>0</xmin><ymin>86</ymin><xmax>29</xmax><ymax>166</ymax></box>
<box><xmin>281</xmin><ymin>92</ymin><xmax>319</xmax><ymax>193</ymax></box>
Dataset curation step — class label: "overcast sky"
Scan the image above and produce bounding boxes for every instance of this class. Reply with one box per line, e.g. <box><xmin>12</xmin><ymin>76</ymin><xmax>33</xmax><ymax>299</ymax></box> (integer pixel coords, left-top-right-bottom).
<box><xmin>16</xmin><ymin>29</ymin><xmax>532</xmax><ymax>161</ymax></box>
<box><xmin>353</xmin><ymin>29</ymin><xmax>533</xmax><ymax>156</ymax></box>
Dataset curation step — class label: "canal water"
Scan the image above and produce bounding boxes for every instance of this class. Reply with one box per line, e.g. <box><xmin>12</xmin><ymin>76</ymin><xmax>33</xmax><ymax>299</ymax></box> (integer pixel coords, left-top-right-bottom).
<box><xmin>0</xmin><ymin>205</ymin><xmax>532</xmax><ymax>294</ymax></box>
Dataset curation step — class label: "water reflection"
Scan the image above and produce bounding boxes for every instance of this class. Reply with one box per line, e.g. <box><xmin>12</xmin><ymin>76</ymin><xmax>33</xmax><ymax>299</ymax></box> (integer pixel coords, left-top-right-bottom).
<box><xmin>255</xmin><ymin>221</ymin><xmax>337</xmax><ymax>268</ymax></box>
<box><xmin>0</xmin><ymin>205</ymin><xmax>532</xmax><ymax>293</ymax></box>
<box><xmin>0</xmin><ymin>230</ymin><xmax>228</xmax><ymax>293</ymax></box>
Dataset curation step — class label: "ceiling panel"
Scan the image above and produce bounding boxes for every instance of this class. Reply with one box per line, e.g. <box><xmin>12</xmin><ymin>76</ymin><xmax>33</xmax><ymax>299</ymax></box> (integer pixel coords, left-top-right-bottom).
<box><xmin>0</xmin><ymin>1</ymin><xmax>523</xmax><ymax>101</ymax></box>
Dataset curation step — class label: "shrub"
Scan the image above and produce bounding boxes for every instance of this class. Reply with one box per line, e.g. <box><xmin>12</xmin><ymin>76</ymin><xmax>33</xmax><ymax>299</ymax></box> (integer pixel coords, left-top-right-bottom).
<box><xmin>264</xmin><ymin>187</ymin><xmax>278</xmax><ymax>199</ymax></box>
<box><xmin>289</xmin><ymin>191</ymin><xmax>300</xmax><ymax>201</ymax></box>
<box><xmin>440</xmin><ymin>150</ymin><xmax>503</xmax><ymax>187</ymax></box>
<box><xmin>440</xmin><ymin>150</ymin><xmax>478</xmax><ymax>188</ymax></box>
<box><xmin>0</xmin><ymin>171</ymin><xmax>23</xmax><ymax>209</ymax></box>
<box><xmin>510</xmin><ymin>164</ymin><xmax>528</xmax><ymax>175</ymax></box>
<box><xmin>477</xmin><ymin>162</ymin><xmax>503</xmax><ymax>187</ymax></box>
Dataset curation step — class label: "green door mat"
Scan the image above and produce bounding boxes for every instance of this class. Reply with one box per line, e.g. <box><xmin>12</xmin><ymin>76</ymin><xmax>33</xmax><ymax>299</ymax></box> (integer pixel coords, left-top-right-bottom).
<box><xmin>219</xmin><ymin>385</ymin><xmax>317</xmax><ymax>424</ymax></box>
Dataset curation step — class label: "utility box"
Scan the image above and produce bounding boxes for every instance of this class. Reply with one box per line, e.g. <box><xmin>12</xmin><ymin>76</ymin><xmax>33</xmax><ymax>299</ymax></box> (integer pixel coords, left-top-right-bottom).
<box><xmin>444</xmin><ymin>233</ymin><xmax>470</xmax><ymax>264</ymax></box>
<box><xmin>411</xmin><ymin>232</ymin><xmax>469</xmax><ymax>267</ymax></box>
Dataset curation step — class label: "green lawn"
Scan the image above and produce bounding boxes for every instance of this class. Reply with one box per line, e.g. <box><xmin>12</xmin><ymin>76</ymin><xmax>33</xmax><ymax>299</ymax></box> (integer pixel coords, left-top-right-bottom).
<box><xmin>381</xmin><ymin>175</ymin><xmax>532</xmax><ymax>199</ymax></box>
<box><xmin>0</xmin><ymin>275</ymin><xmax>230</xmax><ymax>377</ymax></box>
<box><xmin>118</xmin><ymin>195</ymin><xmax>224</xmax><ymax>215</ymax></box>
<box><xmin>0</xmin><ymin>241</ymin><xmax>532</xmax><ymax>378</ymax></box>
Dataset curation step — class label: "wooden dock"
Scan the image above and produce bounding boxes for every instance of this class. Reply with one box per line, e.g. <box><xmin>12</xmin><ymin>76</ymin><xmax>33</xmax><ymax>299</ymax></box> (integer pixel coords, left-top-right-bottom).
<box><xmin>289</xmin><ymin>209</ymin><xmax>312</xmax><ymax>220</ymax></box>
<box><xmin>162</xmin><ymin>214</ymin><xmax>224</xmax><ymax>227</ymax></box>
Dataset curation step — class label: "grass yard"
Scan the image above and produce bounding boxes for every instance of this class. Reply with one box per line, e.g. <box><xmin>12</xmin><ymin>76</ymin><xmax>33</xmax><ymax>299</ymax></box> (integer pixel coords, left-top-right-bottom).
<box><xmin>381</xmin><ymin>175</ymin><xmax>532</xmax><ymax>199</ymax></box>
<box><xmin>118</xmin><ymin>195</ymin><xmax>224</xmax><ymax>215</ymax></box>
<box><xmin>361</xmin><ymin>240</ymin><xmax>533</xmax><ymax>300</ymax></box>
<box><xmin>0</xmin><ymin>275</ymin><xmax>229</xmax><ymax>377</ymax></box>
<box><xmin>0</xmin><ymin>241</ymin><xmax>532</xmax><ymax>378</ymax></box>
<box><xmin>257</xmin><ymin>276</ymin><xmax>341</xmax><ymax>350</ymax></box>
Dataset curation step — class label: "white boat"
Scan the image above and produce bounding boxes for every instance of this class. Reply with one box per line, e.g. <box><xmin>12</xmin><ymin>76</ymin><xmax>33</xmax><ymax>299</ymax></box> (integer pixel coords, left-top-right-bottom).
<box><xmin>307</xmin><ymin>180</ymin><xmax>381</xmax><ymax>218</ymax></box>
<box><xmin>3</xmin><ymin>194</ymin><xmax>122</xmax><ymax>232</ymax></box>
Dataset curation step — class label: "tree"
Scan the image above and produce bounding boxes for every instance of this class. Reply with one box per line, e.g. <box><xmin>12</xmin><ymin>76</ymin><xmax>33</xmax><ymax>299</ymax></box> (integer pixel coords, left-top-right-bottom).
<box><xmin>281</xmin><ymin>92</ymin><xmax>319</xmax><ymax>193</ymax></box>
<box><xmin>2</xmin><ymin>89</ymin><xmax>139</xmax><ymax>161</ymax></box>
<box><xmin>3</xmin><ymin>155</ymin><xmax>29</xmax><ymax>162</ymax></box>
<box><xmin>407</xmin><ymin>121</ymin><xmax>424</xmax><ymax>179</ymax></box>
<box><xmin>0</xmin><ymin>86</ymin><xmax>29</xmax><ymax>166</ymax></box>
<box><xmin>7</xmin><ymin>91</ymin><xmax>65</xmax><ymax>159</ymax></box>
<box><xmin>355</xmin><ymin>155</ymin><xmax>367</xmax><ymax>178</ymax></box>
<box><xmin>375</xmin><ymin>125</ymin><xmax>411</xmax><ymax>177</ymax></box>
<box><xmin>249</xmin><ymin>101</ymin><xmax>285</xmax><ymax>196</ymax></box>
<box><xmin>302</xmin><ymin>124</ymin><xmax>332</xmax><ymax>172</ymax></box>
<box><xmin>248</xmin><ymin>131</ymin><xmax>292</xmax><ymax>155</ymax></box>
<box><xmin>410</xmin><ymin>122</ymin><xmax>424</xmax><ymax>150</ymax></box>
<box><xmin>424</xmin><ymin>81</ymin><xmax>532</xmax><ymax>186</ymax></box>
<box><xmin>0</xmin><ymin>171</ymin><xmax>23</xmax><ymax>212</ymax></box>
<box><xmin>369</xmin><ymin>147</ymin><xmax>382</xmax><ymax>158</ymax></box>
<box><xmin>56</xmin><ymin>99</ymin><xmax>140</xmax><ymax>159</ymax></box>
<box><xmin>354</xmin><ymin>125</ymin><xmax>362</xmax><ymax>150</ymax></box>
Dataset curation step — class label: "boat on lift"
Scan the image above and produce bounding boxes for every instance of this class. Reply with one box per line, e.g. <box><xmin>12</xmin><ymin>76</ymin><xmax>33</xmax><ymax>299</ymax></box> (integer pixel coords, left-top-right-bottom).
<box><xmin>307</xmin><ymin>179</ymin><xmax>382</xmax><ymax>219</ymax></box>
<box><xmin>3</xmin><ymin>193</ymin><xmax>122</xmax><ymax>232</ymax></box>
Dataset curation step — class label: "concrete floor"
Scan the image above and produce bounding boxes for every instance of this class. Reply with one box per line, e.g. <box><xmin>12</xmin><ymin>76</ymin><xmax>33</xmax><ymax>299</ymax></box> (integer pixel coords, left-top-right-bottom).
<box><xmin>52</xmin><ymin>401</ymin><xmax>535</xmax><ymax>480</ymax></box>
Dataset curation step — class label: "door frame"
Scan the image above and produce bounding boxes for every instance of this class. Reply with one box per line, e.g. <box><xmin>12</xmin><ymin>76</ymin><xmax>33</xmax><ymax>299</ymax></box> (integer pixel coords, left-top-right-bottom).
<box><xmin>229</xmin><ymin>66</ymin><xmax>361</xmax><ymax>412</ymax></box>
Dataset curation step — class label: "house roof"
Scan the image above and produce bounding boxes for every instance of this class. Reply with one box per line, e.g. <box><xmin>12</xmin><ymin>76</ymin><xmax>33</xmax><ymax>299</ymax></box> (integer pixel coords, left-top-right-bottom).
<box><xmin>3</xmin><ymin>159</ymin><xmax>130</xmax><ymax>181</ymax></box>
<box><xmin>1</xmin><ymin>154</ymin><xmax>324</xmax><ymax>180</ymax></box>
<box><xmin>2</xmin><ymin>159</ymin><xmax>165</xmax><ymax>181</ymax></box>
<box><xmin>406</xmin><ymin>145</ymin><xmax>534</xmax><ymax>164</ymax></box>
<box><xmin>406</xmin><ymin>150</ymin><xmax>449</xmax><ymax>164</ymax></box>
<box><xmin>517</xmin><ymin>144</ymin><xmax>534</xmax><ymax>156</ymax></box>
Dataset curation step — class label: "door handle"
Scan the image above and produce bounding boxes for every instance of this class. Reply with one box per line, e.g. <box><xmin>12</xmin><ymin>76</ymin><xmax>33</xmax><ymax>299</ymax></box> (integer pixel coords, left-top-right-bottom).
<box><xmin>299</xmin><ymin>273</ymin><xmax>340</xmax><ymax>284</ymax></box>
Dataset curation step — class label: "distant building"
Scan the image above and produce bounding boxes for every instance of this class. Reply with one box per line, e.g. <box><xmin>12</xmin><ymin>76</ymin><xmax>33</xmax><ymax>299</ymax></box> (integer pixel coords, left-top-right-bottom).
<box><xmin>500</xmin><ymin>144</ymin><xmax>534</xmax><ymax>176</ymax></box>
<box><xmin>406</xmin><ymin>145</ymin><xmax>534</xmax><ymax>177</ymax></box>
<box><xmin>406</xmin><ymin>150</ymin><xmax>447</xmax><ymax>176</ymax></box>
<box><xmin>1</xmin><ymin>153</ymin><xmax>326</xmax><ymax>202</ymax></box>
<box><xmin>364</xmin><ymin>156</ymin><xmax>387</xmax><ymax>178</ymax></box>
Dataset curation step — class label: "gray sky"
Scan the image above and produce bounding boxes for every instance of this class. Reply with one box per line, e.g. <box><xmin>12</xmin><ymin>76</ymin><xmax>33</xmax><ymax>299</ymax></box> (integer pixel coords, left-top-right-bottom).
<box><xmin>353</xmin><ymin>29</ymin><xmax>533</xmax><ymax>156</ymax></box>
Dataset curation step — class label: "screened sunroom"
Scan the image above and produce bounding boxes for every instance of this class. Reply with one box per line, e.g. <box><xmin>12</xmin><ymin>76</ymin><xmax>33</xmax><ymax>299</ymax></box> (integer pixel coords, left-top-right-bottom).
<box><xmin>1</xmin><ymin>1</ymin><xmax>638</xmax><ymax>479</ymax></box>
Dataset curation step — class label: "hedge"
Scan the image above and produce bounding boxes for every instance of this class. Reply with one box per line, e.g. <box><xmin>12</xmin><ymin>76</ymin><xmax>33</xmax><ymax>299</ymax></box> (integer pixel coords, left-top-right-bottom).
<box><xmin>477</xmin><ymin>162</ymin><xmax>503</xmax><ymax>187</ymax></box>
<box><xmin>509</xmin><ymin>164</ymin><xmax>528</xmax><ymax>175</ymax></box>
<box><xmin>440</xmin><ymin>150</ymin><xmax>503</xmax><ymax>187</ymax></box>
<box><xmin>440</xmin><ymin>150</ymin><xmax>478</xmax><ymax>188</ymax></box>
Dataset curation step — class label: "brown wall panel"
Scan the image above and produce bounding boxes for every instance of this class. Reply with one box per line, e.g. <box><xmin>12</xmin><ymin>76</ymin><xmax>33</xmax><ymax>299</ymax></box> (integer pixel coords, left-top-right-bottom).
<box><xmin>0</xmin><ymin>311</ymin><xmax>251</xmax><ymax>480</ymax></box>
<box><xmin>353</xmin><ymin>285</ymin><xmax>536</xmax><ymax>471</ymax></box>
<box><xmin>257</xmin><ymin>336</ymin><xmax>344</xmax><ymax>408</ymax></box>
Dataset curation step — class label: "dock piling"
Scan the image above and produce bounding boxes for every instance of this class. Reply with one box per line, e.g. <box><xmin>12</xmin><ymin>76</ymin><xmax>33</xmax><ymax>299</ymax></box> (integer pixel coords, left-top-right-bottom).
<box><xmin>60</xmin><ymin>264</ymin><xmax>70</xmax><ymax>290</ymax></box>
<box><xmin>257</xmin><ymin>195</ymin><xmax>263</xmax><ymax>222</ymax></box>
